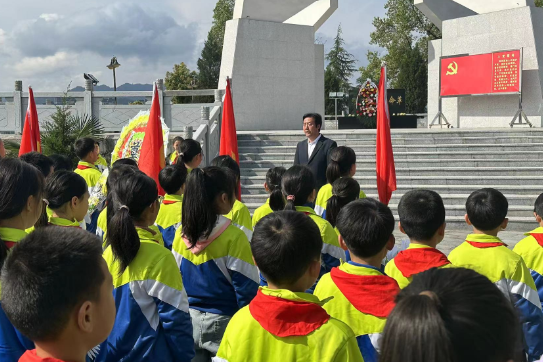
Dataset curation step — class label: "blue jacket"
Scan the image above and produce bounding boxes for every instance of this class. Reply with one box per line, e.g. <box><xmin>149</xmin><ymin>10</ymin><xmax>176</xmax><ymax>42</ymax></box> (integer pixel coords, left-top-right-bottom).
<box><xmin>172</xmin><ymin>216</ymin><xmax>259</xmax><ymax>316</ymax></box>
<box><xmin>155</xmin><ymin>194</ymin><xmax>183</xmax><ymax>250</ymax></box>
<box><xmin>97</xmin><ymin>227</ymin><xmax>194</xmax><ymax>362</ymax></box>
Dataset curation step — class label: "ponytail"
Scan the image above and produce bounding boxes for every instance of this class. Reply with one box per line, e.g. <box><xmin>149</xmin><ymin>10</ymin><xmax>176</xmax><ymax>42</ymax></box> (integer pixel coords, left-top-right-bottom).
<box><xmin>210</xmin><ymin>155</ymin><xmax>241</xmax><ymax>199</ymax></box>
<box><xmin>326</xmin><ymin>178</ymin><xmax>360</xmax><ymax>227</ymax></box>
<box><xmin>0</xmin><ymin>159</ymin><xmax>44</xmax><ymax>269</ymax></box>
<box><xmin>326</xmin><ymin>146</ymin><xmax>356</xmax><ymax>184</ymax></box>
<box><xmin>182</xmin><ymin>167</ymin><xmax>236</xmax><ymax>248</ymax></box>
<box><xmin>44</xmin><ymin>171</ymin><xmax>87</xmax><ymax>210</ymax></box>
<box><xmin>282</xmin><ymin>166</ymin><xmax>316</xmax><ymax>211</ymax></box>
<box><xmin>178</xmin><ymin>139</ymin><xmax>202</xmax><ymax>166</ymax></box>
<box><xmin>266</xmin><ymin>167</ymin><xmax>286</xmax><ymax>211</ymax></box>
<box><xmin>106</xmin><ymin>171</ymin><xmax>158</xmax><ymax>274</ymax></box>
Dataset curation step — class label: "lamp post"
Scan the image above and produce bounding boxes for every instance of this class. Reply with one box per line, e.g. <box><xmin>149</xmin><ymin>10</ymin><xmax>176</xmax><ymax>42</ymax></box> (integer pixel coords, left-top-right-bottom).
<box><xmin>329</xmin><ymin>92</ymin><xmax>345</xmax><ymax>122</ymax></box>
<box><xmin>107</xmin><ymin>56</ymin><xmax>121</xmax><ymax>104</ymax></box>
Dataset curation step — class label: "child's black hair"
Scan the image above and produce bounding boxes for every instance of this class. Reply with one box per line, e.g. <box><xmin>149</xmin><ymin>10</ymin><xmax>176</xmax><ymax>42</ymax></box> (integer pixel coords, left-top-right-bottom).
<box><xmin>0</xmin><ymin>158</ymin><xmax>44</xmax><ymax>269</ymax></box>
<box><xmin>211</xmin><ymin>155</ymin><xmax>240</xmax><ymax>198</ymax></box>
<box><xmin>282</xmin><ymin>165</ymin><xmax>316</xmax><ymax>211</ymax></box>
<box><xmin>182</xmin><ymin>167</ymin><xmax>236</xmax><ymax>248</ymax></box>
<box><xmin>20</xmin><ymin>152</ymin><xmax>54</xmax><ymax>177</ymax></box>
<box><xmin>326</xmin><ymin>177</ymin><xmax>360</xmax><ymax>228</ymax></box>
<box><xmin>112</xmin><ymin>158</ymin><xmax>138</xmax><ymax>168</ymax></box>
<box><xmin>380</xmin><ymin>268</ymin><xmax>520</xmax><ymax>362</ymax></box>
<box><xmin>534</xmin><ymin>193</ymin><xmax>543</xmax><ymax>217</ymax></box>
<box><xmin>336</xmin><ymin>198</ymin><xmax>394</xmax><ymax>258</ymax></box>
<box><xmin>251</xmin><ymin>211</ymin><xmax>322</xmax><ymax>286</ymax></box>
<box><xmin>266</xmin><ymin>167</ymin><xmax>287</xmax><ymax>211</ymax></box>
<box><xmin>74</xmin><ymin>137</ymin><xmax>97</xmax><ymax>160</ymax></box>
<box><xmin>159</xmin><ymin>164</ymin><xmax>188</xmax><ymax>195</ymax></box>
<box><xmin>105</xmin><ymin>164</ymin><xmax>139</xmax><ymax>227</ymax></box>
<box><xmin>177</xmin><ymin>139</ymin><xmax>202</xmax><ymax>165</ymax></box>
<box><xmin>326</xmin><ymin>146</ymin><xmax>356</xmax><ymax>185</ymax></box>
<box><xmin>173</xmin><ymin>136</ymin><xmax>185</xmax><ymax>146</ymax></box>
<box><xmin>44</xmin><ymin>171</ymin><xmax>87</xmax><ymax>210</ymax></box>
<box><xmin>398</xmin><ymin>190</ymin><xmax>446</xmax><ymax>242</ymax></box>
<box><xmin>465</xmin><ymin>188</ymin><xmax>508</xmax><ymax>232</ymax></box>
<box><xmin>49</xmin><ymin>154</ymin><xmax>73</xmax><ymax>171</ymax></box>
<box><xmin>106</xmin><ymin>171</ymin><xmax>158</xmax><ymax>273</ymax></box>
<box><xmin>1</xmin><ymin>227</ymin><xmax>105</xmax><ymax>342</ymax></box>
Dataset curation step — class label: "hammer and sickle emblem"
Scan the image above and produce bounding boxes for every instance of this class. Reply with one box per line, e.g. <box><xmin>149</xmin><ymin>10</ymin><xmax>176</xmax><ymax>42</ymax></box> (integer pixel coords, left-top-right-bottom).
<box><xmin>446</xmin><ymin>61</ymin><xmax>458</xmax><ymax>75</ymax></box>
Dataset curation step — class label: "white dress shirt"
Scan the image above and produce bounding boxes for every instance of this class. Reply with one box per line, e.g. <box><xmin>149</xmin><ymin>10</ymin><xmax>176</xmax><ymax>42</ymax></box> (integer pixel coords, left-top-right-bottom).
<box><xmin>308</xmin><ymin>134</ymin><xmax>322</xmax><ymax>159</ymax></box>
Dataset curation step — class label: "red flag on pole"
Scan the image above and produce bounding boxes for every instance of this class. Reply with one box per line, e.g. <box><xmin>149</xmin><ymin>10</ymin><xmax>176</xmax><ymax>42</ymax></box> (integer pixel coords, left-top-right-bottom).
<box><xmin>220</xmin><ymin>78</ymin><xmax>241</xmax><ymax>200</ymax></box>
<box><xmin>19</xmin><ymin>87</ymin><xmax>41</xmax><ymax>156</ymax></box>
<box><xmin>376</xmin><ymin>64</ymin><xmax>397</xmax><ymax>205</ymax></box>
<box><xmin>139</xmin><ymin>82</ymin><xmax>166</xmax><ymax>195</ymax></box>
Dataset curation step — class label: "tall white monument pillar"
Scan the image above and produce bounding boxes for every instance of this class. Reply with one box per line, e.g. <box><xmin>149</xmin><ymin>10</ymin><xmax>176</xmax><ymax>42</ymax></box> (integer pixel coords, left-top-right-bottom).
<box><xmin>219</xmin><ymin>0</ymin><xmax>338</xmax><ymax>131</ymax></box>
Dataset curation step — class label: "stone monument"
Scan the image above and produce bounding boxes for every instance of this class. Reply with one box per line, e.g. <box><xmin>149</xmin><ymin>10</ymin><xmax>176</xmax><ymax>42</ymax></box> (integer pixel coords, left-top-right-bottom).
<box><xmin>218</xmin><ymin>0</ymin><xmax>338</xmax><ymax>131</ymax></box>
<box><xmin>417</xmin><ymin>0</ymin><xmax>543</xmax><ymax>128</ymax></box>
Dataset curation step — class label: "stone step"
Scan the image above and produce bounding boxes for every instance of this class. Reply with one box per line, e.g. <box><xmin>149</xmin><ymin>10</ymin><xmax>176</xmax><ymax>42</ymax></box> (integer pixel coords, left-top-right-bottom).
<box><xmin>240</xmin><ymin>175</ymin><xmax>543</xmax><ymax>186</ymax></box>
<box><xmin>241</xmin><ymin>166</ymin><xmax>543</xmax><ymax>177</ymax></box>
<box><xmin>242</xmin><ymin>193</ymin><xmax>540</xmax><ymax>206</ymax></box>
<box><xmin>241</xmin><ymin>184</ymin><xmax>543</xmax><ymax>195</ymax></box>
<box><xmin>239</xmin><ymin>150</ymin><xmax>543</xmax><ymax>161</ymax></box>
<box><xmin>238</xmin><ymin>136</ymin><xmax>543</xmax><ymax>147</ymax></box>
<box><xmin>238</xmin><ymin>143</ymin><xmax>543</xmax><ymax>154</ymax></box>
<box><xmin>240</xmin><ymin>158</ymin><xmax>543</xmax><ymax>169</ymax></box>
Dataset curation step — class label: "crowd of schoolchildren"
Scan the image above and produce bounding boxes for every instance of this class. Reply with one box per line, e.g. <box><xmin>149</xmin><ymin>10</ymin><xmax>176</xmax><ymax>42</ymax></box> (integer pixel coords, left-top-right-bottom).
<box><xmin>0</xmin><ymin>136</ymin><xmax>542</xmax><ymax>362</ymax></box>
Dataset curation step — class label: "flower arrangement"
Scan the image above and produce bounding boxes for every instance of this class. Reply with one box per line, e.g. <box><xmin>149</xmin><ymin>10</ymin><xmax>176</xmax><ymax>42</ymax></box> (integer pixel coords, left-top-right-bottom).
<box><xmin>356</xmin><ymin>79</ymin><xmax>378</xmax><ymax>117</ymax></box>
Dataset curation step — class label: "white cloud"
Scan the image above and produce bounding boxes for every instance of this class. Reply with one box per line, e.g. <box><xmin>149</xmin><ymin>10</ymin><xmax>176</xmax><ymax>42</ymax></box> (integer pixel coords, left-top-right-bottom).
<box><xmin>13</xmin><ymin>51</ymin><xmax>78</xmax><ymax>76</ymax></box>
<box><xmin>39</xmin><ymin>13</ymin><xmax>63</xmax><ymax>22</ymax></box>
<box><xmin>0</xmin><ymin>29</ymin><xmax>5</xmax><ymax>46</ymax></box>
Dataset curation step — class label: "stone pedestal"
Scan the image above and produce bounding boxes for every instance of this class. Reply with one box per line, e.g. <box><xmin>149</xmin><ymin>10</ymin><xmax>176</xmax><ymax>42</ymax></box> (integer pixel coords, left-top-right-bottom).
<box><xmin>427</xmin><ymin>6</ymin><xmax>543</xmax><ymax>128</ymax></box>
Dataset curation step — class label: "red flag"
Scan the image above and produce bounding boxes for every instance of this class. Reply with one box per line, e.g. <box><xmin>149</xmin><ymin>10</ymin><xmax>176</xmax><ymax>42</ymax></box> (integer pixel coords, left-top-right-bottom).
<box><xmin>139</xmin><ymin>83</ymin><xmax>165</xmax><ymax>195</ymax></box>
<box><xmin>19</xmin><ymin>87</ymin><xmax>41</xmax><ymax>156</ymax></box>
<box><xmin>220</xmin><ymin>78</ymin><xmax>241</xmax><ymax>200</ymax></box>
<box><xmin>376</xmin><ymin>65</ymin><xmax>396</xmax><ymax>205</ymax></box>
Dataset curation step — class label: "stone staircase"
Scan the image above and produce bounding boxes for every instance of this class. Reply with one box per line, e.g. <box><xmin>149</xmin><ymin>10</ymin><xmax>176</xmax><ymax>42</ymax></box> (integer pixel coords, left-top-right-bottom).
<box><xmin>238</xmin><ymin>128</ymin><xmax>543</xmax><ymax>231</ymax></box>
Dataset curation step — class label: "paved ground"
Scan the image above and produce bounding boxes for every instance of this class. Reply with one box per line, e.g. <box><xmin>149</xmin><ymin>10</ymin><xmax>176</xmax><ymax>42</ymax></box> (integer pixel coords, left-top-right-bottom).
<box><xmin>393</xmin><ymin>227</ymin><xmax>528</xmax><ymax>256</ymax></box>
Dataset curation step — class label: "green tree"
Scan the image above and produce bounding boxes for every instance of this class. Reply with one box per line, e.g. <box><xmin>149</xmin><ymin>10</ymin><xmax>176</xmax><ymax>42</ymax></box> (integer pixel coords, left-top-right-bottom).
<box><xmin>165</xmin><ymin>62</ymin><xmax>199</xmax><ymax>104</ymax></box>
<box><xmin>537</xmin><ymin>0</ymin><xmax>543</xmax><ymax>7</ymax></box>
<box><xmin>325</xmin><ymin>25</ymin><xmax>357</xmax><ymax>115</ymax></box>
<box><xmin>197</xmin><ymin>0</ymin><xmax>235</xmax><ymax>89</ymax></box>
<box><xmin>360</xmin><ymin>0</ymin><xmax>441</xmax><ymax>113</ymax></box>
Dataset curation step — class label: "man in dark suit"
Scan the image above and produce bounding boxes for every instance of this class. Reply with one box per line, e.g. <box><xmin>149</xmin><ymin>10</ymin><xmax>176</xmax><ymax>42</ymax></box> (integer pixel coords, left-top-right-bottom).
<box><xmin>294</xmin><ymin>113</ymin><xmax>337</xmax><ymax>190</ymax></box>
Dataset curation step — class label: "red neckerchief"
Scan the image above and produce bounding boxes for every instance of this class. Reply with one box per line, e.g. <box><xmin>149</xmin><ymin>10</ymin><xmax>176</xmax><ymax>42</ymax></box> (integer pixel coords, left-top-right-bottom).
<box><xmin>394</xmin><ymin>247</ymin><xmax>451</xmax><ymax>278</ymax></box>
<box><xmin>530</xmin><ymin>233</ymin><xmax>543</xmax><ymax>247</ymax></box>
<box><xmin>330</xmin><ymin>267</ymin><xmax>399</xmax><ymax>318</ymax></box>
<box><xmin>18</xmin><ymin>350</ymin><xmax>66</xmax><ymax>362</ymax></box>
<box><xmin>162</xmin><ymin>200</ymin><xmax>181</xmax><ymax>205</ymax></box>
<box><xmin>465</xmin><ymin>240</ymin><xmax>507</xmax><ymax>248</ymax></box>
<box><xmin>77</xmin><ymin>164</ymin><xmax>93</xmax><ymax>170</ymax></box>
<box><xmin>249</xmin><ymin>290</ymin><xmax>330</xmax><ymax>337</ymax></box>
<box><xmin>4</xmin><ymin>241</ymin><xmax>16</xmax><ymax>249</ymax></box>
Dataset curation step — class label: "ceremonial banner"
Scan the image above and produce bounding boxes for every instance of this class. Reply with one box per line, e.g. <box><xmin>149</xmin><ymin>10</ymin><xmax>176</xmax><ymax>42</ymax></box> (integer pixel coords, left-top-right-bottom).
<box><xmin>19</xmin><ymin>87</ymin><xmax>41</xmax><ymax>156</ymax></box>
<box><xmin>440</xmin><ymin>50</ymin><xmax>521</xmax><ymax>97</ymax></box>
<box><xmin>220</xmin><ymin>78</ymin><xmax>241</xmax><ymax>200</ymax></box>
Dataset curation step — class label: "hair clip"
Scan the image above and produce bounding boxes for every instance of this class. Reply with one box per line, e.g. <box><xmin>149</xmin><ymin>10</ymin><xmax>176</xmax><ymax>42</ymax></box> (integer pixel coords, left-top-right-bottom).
<box><xmin>119</xmin><ymin>205</ymin><xmax>130</xmax><ymax>212</ymax></box>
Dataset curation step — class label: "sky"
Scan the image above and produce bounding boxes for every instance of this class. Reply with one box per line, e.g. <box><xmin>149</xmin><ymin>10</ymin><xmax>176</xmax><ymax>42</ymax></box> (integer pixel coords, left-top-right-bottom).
<box><xmin>0</xmin><ymin>0</ymin><xmax>387</xmax><ymax>91</ymax></box>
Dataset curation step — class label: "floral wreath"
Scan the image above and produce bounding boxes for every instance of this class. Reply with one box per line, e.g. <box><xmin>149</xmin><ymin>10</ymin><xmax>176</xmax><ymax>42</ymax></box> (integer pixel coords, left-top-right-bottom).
<box><xmin>356</xmin><ymin>79</ymin><xmax>378</xmax><ymax>117</ymax></box>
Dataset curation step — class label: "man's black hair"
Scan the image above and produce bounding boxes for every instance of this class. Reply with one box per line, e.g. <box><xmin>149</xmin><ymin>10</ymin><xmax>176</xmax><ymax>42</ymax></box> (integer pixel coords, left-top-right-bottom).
<box><xmin>398</xmin><ymin>190</ymin><xmax>446</xmax><ymax>242</ymax></box>
<box><xmin>466</xmin><ymin>188</ymin><xmax>508</xmax><ymax>232</ymax></box>
<box><xmin>159</xmin><ymin>164</ymin><xmax>188</xmax><ymax>195</ymax></box>
<box><xmin>534</xmin><ymin>193</ymin><xmax>543</xmax><ymax>217</ymax></box>
<box><xmin>303</xmin><ymin>113</ymin><xmax>323</xmax><ymax>131</ymax></box>
<box><xmin>336</xmin><ymin>198</ymin><xmax>394</xmax><ymax>258</ymax></box>
<box><xmin>20</xmin><ymin>152</ymin><xmax>54</xmax><ymax>177</ymax></box>
<box><xmin>49</xmin><ymin>154</ymin><xmax>73</xmax><ymax>172</ymax></box>
<box><xmin>1</xmin><ymin>227</ymin><xmax>105</xmax><ymax>342</ymax></box>
<box><xmin>74</xmin><ymin>137</ymin><xmax>97</xmax><ymax>160</ymax></box>
<box><xmin>251</xmin><ymin>211</ymin><xmax>322</xmax><ymax>286</ymax></box>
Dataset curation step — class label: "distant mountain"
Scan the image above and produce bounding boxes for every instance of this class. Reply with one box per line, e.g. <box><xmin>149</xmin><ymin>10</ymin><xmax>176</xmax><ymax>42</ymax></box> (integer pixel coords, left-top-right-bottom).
<box><xmin>67</xmin><ymin>83</ymin><xmax>153</xmax><ymax>105</ymax></box>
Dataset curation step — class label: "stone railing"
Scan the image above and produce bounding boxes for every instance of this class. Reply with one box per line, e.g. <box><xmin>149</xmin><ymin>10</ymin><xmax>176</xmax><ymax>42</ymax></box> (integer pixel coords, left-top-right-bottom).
<box><xmin>0</xmin><ymin>79</ymin><xmax>224</xmax><ymax>134</ymax></box>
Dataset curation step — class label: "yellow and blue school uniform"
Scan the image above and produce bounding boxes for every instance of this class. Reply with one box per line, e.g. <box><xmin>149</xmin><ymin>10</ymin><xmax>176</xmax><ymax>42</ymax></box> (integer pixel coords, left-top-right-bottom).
<box><xmin>449</xmin><ymin>234</ymin><xmax>543</xmax><ymax>362</ymax></box>
<box><xmin>155</xmin><ymin>194</ymin><xmax>183</xmax><ymax>250</ymax></box>
<box><xmin>97</xmin><ymin>227</ymin><xmax>194</xmax><ymax>362</ymax></box>
<box><xmin>314</xmin><ymin>182</ymin><xmax>366</xmax><ymax>218</ymax></box>
<box><xmin>252</xmin><ymin>198</ymin><xmax>273</xmax><ymax>229</ymax></box>
<box><xmin>514</xmin><ymin>227</ymin><xmax>543</xmax><ymax>305</ymax></box>
<box><xmin>314</xmin><ymin>262</ymin><xmax>399</xmax><ymax>362</ymax></box>
<box><xmin>385</xmin><ymin>243</ymin><xmax>452</xmax><ymax>289</ymax></box>
<box><xmin>215</xmin><ymin>287</ymin><xmax>364</xmax><ymax>362</ymax></box>
<box><xmin>225</xmin><ymin>199</ymin><xmax>253</xmax><ymax>239</ymax></box>
<box><xmin>172</xmin><ymin>216</ymin><xmax>259</xmax><ymax>317</ymax></box>
<box><xmin>96</xmin><ymin>155</ymin><xmax>108</xmax><ymax>172</ymax></box>
<box><xmin>48</xmin><ymin>216</ymin><xmax>82</xmax><ymax>228</ymax></box>
<box><xmin>96</xmin><ymin>208</ymin><xmax>107</xmax><ymax>244</ymax></box>
<box><xmin>0</xmin><ymin>228</ymin><xmax>34</xmax><ymax>362</ymax></box>
<box><xmin>74</xmin><ymin>161</ymin><xmax>102</xmax><ymax>190</ymax></box>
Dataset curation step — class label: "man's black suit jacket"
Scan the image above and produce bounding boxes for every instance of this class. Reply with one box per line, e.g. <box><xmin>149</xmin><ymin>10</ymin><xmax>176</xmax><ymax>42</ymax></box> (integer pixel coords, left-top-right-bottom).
<box><xmin>294</xmin><ymin>135</ymin><xmax>338</xmax><ymax>191</ymax></box>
